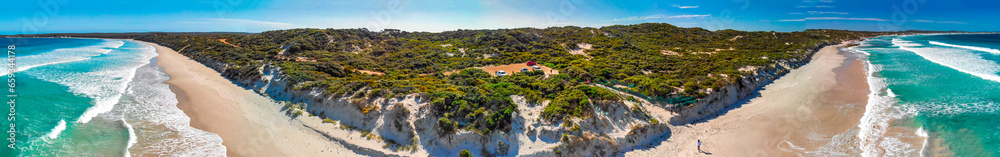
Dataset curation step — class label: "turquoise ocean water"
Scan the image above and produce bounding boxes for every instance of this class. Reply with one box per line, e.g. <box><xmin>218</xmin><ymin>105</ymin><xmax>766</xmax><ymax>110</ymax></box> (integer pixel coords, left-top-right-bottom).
<box><xmin>853</xmin><ymin>34</ymin><xmax>1000</xmax><ymax>156</ymax></box>
<box><xmin>0</xmin><ymin>38</ymin><xmax>224</xmax><ymax>156</ymax></box>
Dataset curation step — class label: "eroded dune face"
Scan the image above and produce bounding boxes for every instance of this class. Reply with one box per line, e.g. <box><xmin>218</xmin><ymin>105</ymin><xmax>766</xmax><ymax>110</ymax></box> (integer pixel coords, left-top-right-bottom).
<box><xmin>215</xmin><ymin>54</ymin><xmax>812</xmax><ymax>156</ymax></box>
<box><xmin>215</xmin><ymin>61</ymin><xmax>674</xmax><ymax>156</ymax></box>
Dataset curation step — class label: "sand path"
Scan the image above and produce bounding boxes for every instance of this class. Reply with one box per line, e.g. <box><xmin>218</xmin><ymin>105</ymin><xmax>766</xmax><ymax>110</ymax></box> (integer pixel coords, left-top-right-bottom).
<box><xmin>219</xmin><ymin>39</ymin><xmax>241</xmax><ymax>48</ymax></box>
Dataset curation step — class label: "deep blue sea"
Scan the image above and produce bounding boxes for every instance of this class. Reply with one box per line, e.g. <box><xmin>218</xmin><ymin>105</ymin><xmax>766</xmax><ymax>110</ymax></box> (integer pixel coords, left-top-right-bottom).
<box><xmin>852</xmin><ymin>34</ymin><xmax>1000</xmax><ymax>156</ymax></box>
<box><xmin>0</xmin><ymin>38</ymin><xmax>224</xmax><ymax>156</ymax></box>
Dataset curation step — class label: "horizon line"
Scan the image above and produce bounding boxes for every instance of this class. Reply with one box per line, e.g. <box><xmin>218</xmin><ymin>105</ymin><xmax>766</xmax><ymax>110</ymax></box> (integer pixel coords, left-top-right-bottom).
<box><xmin>0</xmin><ymin>23</ymin><xmax>987</xmax><ymax>36</ymax></box>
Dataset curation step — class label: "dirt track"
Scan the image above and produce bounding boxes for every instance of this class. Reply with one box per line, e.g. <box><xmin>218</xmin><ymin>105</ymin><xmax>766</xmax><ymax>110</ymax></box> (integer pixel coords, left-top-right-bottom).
<box><xmin>478</xmin><ymin>63</ymin><xmax>558</xmax><ymax>76</ymax></box>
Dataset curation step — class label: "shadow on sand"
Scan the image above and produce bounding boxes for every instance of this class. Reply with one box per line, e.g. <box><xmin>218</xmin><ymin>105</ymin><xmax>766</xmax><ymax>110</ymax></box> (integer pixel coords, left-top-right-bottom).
<box><xmin>667</xmin><ymin>71</ymin><xmax>785</xmax><ymax>126</ymax></box>
<box><xmin>614</xmin><ymin>126</ymin><xmax>673</xmax><ymax>156</ymax></box>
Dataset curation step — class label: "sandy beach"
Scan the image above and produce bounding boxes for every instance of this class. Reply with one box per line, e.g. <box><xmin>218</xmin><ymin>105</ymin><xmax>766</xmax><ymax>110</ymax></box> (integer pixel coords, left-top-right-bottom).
<box><xmin>140</xmin><ymin>40</ymin><xmax>359</xmax><ymax>156</ymax></box>
<box><xmin>628</xmin><ymin>42</ymin><xmax>875</xmax><ymax>156</ymax></box>
<box><xmin>142</xmin><ymin>39</ymin><xmax>882</xmax><ymax>156</ymax></box>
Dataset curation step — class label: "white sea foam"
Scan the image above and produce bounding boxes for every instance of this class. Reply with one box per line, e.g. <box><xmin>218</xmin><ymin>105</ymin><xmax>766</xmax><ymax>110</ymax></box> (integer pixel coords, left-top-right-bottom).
<box><xmin>901</xmin><ymin>101</ymin><xmax>999</xmax><ymax>116</ymax></box>
<box><xmin>14</xmin><ymin>39</ymin><xmax>224</xmax><ymax>155</ymax></box>
<box><xmin>916</xmin><ymin>127</ymin><xmax>929</xmax><ymax>157</ymax></box>
<box><xmin>43</xmin><ymin>120</ymin><xmax>67</xmax><ymax>140</ymax></box>
<box><xmin>109</xmin><ymin>43</ymin><xmax>227</xmax><ymax>156</ymax></box>
<box><xmin>891</xmin><ymin>38</ymin><xmax>923</xmax><ymax>47</ymax></box>
<box><xmin>895</xmin><ymin>38</ymin><xmax>1000</xmax><ymax>83</ymax></box>
<box><xmin>123</xmin><ymin>119</ymin><xmax>137</xmax><ymax>156</ymax></box>
<box><xmin>804</xmin><ymin>128</ymin><xmax>860</xmax><ymax>156</ymax></box>
<box><xmin>856</xmin><ymin>44</ymin><xmax>917</xmax><ymax>157</ymax></box>
<box><xmin>929</xmin><ymin>41</ymin><xmax>1000</xmax><ymax>55</ymax></box>
<box><xmin>0</xmin><ymin>39</ymin><xmax>125</xmax><ymax>76</ymax></box>
<box><xmin>20</xmin><ymin>39</ymin><xmax>155</xmax><ymax>124</ymax></box>
<box><xmin>0</xmin><ymin>57</ymin><xmax>91</xmax><ymax>76</ymax></box>
<box><xmin>915</xmin><ymin>127</ymin><xmax>927</xmax><ymax>137</ymax></box>
<box><xmin>880</xmin><ymin>137</ymin><xmax>918</xmax><ymax>157</ymax></box>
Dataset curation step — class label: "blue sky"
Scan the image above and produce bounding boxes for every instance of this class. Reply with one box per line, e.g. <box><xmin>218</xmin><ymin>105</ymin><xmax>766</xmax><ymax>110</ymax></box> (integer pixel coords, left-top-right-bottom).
<box><xmin>2</xmin><ymin>0</ymin><xmax>998</xmax><ymax>35</ymax></box>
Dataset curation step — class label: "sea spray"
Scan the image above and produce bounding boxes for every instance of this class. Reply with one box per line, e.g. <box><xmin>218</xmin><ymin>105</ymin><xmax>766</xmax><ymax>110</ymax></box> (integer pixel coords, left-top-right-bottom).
<box><xmin>897</xmin><ymin>39</ymin><xmax>1000</xmax><ymax>83</ymax></box>
<box><xmin>123</xmin><ymin>119</ymin><xmax>137</xmax><ymax>156</ymax></box>
<box><xmin>928</xmin><ymin>41</ymin><xmax>1000</xmax><ymax>55</ymax></box>
<box><xmin>916</xmin><ymin>127</ymin><xmax>929</xmax><ymax>157</ymax></box>
<box><xmin>855</xmin><ymin>45</ymin><xmax>916</xmax><ymax>157</ymax></box>
<box><xmin>0</xmin><ymin>38</ymin><xmax>226</xmax><ymax>156</ymax></box>
<box><xmin>855</xmin><ymin>34</ymin><xmax>1000</xmax><ymax>156</ymax></box>
<box><xmin>110</xmin><ymin>44</ymin><xmax>226</xmax><ymax>155</ymax></box>
<box><xmin>43</xmin><ymin>120</ymin><xmax>67</xmax><ymax>140</ymax></box>
<box><xmin>0</xmin><ymin>40</ymin><xmax>124</xmax><ymax>76</ymax></box>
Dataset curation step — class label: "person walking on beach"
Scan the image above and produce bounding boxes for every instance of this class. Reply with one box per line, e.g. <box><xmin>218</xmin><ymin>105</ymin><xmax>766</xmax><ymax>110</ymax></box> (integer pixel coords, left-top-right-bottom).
<box><xmin>697</xmin><ymin>140</ymin><xmax>702</xmax><ymax>152</ymax></box>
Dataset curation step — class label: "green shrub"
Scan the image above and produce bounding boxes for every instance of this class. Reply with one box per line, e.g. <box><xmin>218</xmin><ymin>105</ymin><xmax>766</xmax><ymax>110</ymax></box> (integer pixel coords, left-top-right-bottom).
<box><xmin>460</xmin><ymin>149</ymin><xmax>472</xmax><ymax>157</ymax></box>
<box><xmin>541</xmin><ymin>89</ymin><xmax>591</xmax><ymax>120</ymax></box>
<box><xmin>438</xmin><ymin>117</ymin><xmax>457</xmax><ymax>134</ymax></box>
<box><xmin>133</xmin><ymin>25</ymin><xmax>881</xmax><ymax>136</ymax></box>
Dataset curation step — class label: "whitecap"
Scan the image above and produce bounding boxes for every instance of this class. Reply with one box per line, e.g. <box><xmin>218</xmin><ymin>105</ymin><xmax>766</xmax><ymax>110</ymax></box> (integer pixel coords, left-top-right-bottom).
<box><xmin>21</xmin><ymin>40</ymin><xmax>158</xmax><ymax>123</ymax></box>
<box><xmin>891</xmin><ymin>38</ymin><xmax>923</xmax><ymax>47</ymax></box>
<box><xmin>928</xmin><ymin>41</ymin><xmax>1000</xmax><ymax>55</ymax></box>
<box><xmin>896</xmin><ymin>39</ymin><xmax>1000</xmax><ymax>83</ymax></box>
<box><xmin>901</xmin><ymin>101</ymin><xmax>999</xmax><ymax>116</ymax></box>
<box><xmin>123</xmin><ymin>119</ymin><xmax>137</xmax><ymax>156</ymax></box>
<box><xmin>0</xmin><ymin>40</ymin><xmax>124</xmax><ymax>76</ymax></box>
<box><xmin>111</xmin><ymin>44</ymin><xmax>227</xmax><ymax>156</ymax></box>
<box><xmin>856</xmin><ymin>47</ymin><xmax>917</xmax><ymax>157</ymax></box>
<box><xmin>43</xmin><ymin>120</ymin><xmax>67</xmax><ymax>140</ymax></box>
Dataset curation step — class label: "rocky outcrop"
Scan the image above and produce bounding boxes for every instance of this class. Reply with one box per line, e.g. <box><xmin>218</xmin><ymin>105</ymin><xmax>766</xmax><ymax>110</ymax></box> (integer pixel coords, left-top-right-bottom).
<box><xmin>669</xmin><ymin>42</ymin><xmax>837</xmax><ymax>125</ymax></box>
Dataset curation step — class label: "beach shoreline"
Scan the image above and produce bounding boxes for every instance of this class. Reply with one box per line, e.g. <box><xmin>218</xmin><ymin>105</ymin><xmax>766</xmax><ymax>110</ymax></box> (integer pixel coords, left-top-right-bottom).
<box><xmin>628</xmin><ymin>42</ymin><xmax>878</xmax><ymax>156</ymax></box>
<box><xmin>137</xmin><ymin>40</ymin><xmax>358</xmax><ymax>156</ymax></box>
<box><xmin>137</xmin><ymin>39</ymin><xmax>906</xmax><ymax>156</ymax></box>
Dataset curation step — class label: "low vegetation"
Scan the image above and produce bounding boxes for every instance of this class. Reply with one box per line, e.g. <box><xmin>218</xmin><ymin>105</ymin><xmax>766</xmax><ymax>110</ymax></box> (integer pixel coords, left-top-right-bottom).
<box><xmin>120</xmin><ymin>23</ymin><xmax>886</xmax><ymax>134</ymax></box>
<box><xmin>460</xmin><ymin>149</ymin><xmax>472</xmax><ymax>157</ymax></box>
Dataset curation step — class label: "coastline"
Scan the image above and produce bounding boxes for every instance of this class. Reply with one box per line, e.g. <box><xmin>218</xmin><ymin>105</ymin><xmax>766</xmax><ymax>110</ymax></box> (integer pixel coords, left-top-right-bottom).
<box><xmin>119</xmin><ymin>36</ymin><xmax>921</xmax><ymax>156</ymax></box>
<box><xmin>137</xmin><ymin>40</ymin><xmax>359</xmax><ymax>156</ymax></box>
<box><xmin>629</xmin><ymin>42</ymin><xmax>875</xmax><ymax>156</ymax></box>
<box><xmin>3</xmin><ymin>30</ymin><xmax>985</xmax><ymax>156</ymax></box>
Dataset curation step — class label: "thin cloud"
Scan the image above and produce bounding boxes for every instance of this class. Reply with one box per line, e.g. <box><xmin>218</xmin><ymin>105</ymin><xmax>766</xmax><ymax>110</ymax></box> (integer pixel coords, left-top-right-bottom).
<box><xmin>672</xmin><ymin>5</ymin><xmax>699</xmax><ymax>9</ymax></box>
<box><xmin>780</xmin><ymin>19</ymin><xmax>807</xmax><ymax>22</ymax></box>
<box><xmin>803</xmin><ymin>0</ymin><xmax>834</xmax><ymax>2</ymax></box>
<box><xmin>797</xmin><ymin>5</ymin><xmax>836</xmax><ymax>8</ymax></box>
<box><xmin>936</xmin><ymin>21</ymin><xmax>967</xmax><ymax>24</ymax></box>
<box><xmin>789</xmin><ymin>12</ymin><xmax>805</xmax><ymax>15</ymax></box>
<box><xmin>615</xmin><ymin>15</ymin><xmax>657</xmax><ymax>21</ymax></box>
<box><xmin>913</xmin><ymin>20</ymin><xmax>968</xmax><ymax>24</ymax></box>
<box><xmin>808</xmin><ymin>11</ymin><xmax>848</xmax><ymax>15</ymax></box>
<box><xmin>615</xmin><ymin>14</ymin><xmax>711</xmax><ymax>21</ymax></box>
<box><xmin>203</xmin><ymin>18</ymin><xmax>295</xmax><ymax>27</ymax></box>
<box><xmin>670</xmin><ymin>15</ymin><xmax>711</xmax><ymax>18</ymax></box>
<box><xmin>778</xmin><ymin>17</ymin><xmax>889</xmax><ymax>22</ymax></box>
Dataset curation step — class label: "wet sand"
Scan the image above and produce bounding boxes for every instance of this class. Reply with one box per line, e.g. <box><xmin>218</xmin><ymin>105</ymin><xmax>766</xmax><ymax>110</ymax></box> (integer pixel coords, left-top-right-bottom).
<box><xmin>139</xmin><ymin>40</ymin><xmax>359</xmax><ymax>156</ymax></box>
